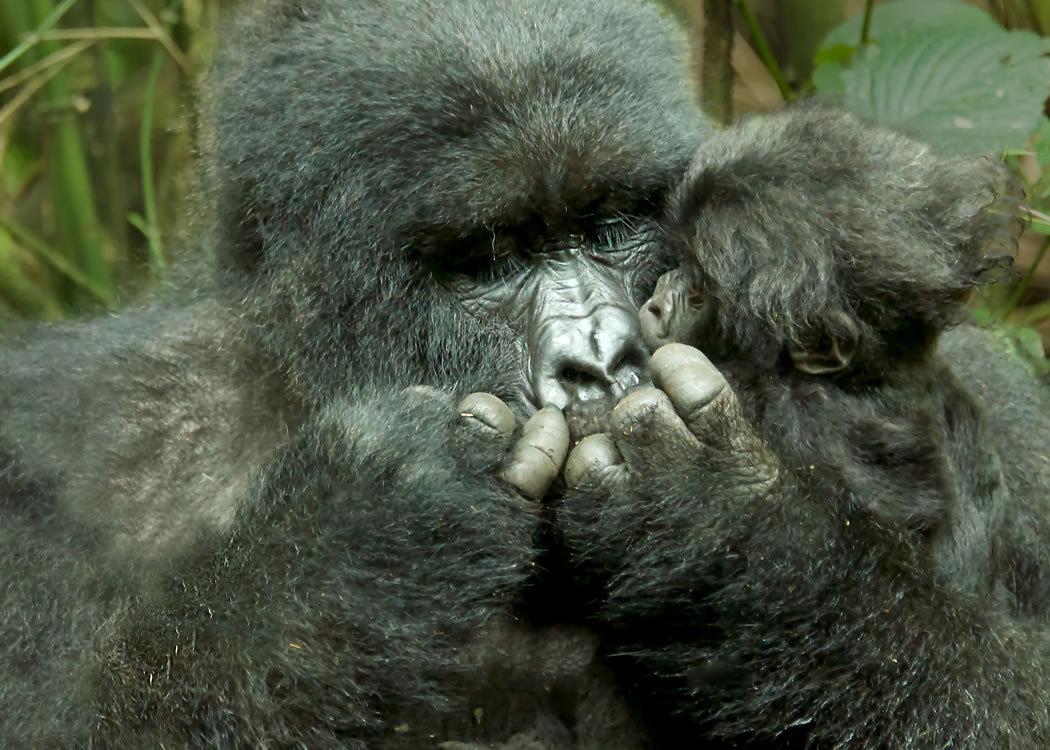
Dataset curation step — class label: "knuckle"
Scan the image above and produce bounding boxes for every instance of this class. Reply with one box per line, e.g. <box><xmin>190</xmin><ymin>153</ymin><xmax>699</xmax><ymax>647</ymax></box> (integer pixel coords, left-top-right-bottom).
<box><xmin>613</xmin><ymin>387</ymin><xmax>672</xmax><ymax>425</ymax></box>
<box><xmin>457</xmin><ymin>392</ymin><xmax>515</xmax><ymax>435</ymax></box>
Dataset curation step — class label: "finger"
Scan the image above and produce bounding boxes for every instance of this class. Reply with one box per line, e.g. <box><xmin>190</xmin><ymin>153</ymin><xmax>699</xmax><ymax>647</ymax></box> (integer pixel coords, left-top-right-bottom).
<box><xmin>457</xmin><ymin>392</ymin><xmax>516</xmax><ymax>436</ymax></box>
<box><xmin>610</xmin><ymin>386</ymin><xmax>703</xmax><ymax>468</ymax></box>
<box><xmin>650</xmin><ymin>343</ymin><xmax>731</xmax><ymax>437</ymax></box>
<box><xmin>503</xmin><ymin>407</ymin><xmax>569</xmax><ymax>500</ymax></box>
<box><xmin>650</xmin><ymin>345</ymin><xmax>772</xmax><ymax>476</ymax></box>
<box><xmin>564</xmin><ymin>433</ymin><xmax>624</xmax><ymax>489</ymax></box>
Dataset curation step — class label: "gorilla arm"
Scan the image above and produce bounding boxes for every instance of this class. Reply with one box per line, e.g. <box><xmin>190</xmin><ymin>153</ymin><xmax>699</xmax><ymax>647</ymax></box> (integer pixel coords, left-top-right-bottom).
<box><xmin>562</xmin><ymin>344</ymin><xmax>807</xmax><ymax>610</ymax></box>
<box><xmin>1</xmin><ymin>358</ymin><xmax>572</xmax><ymax>748</ymax></box>
<box><xmin>560</xmin><ymin>344</ymin><xmax>1050</xmax><ymax>748</ymax></box>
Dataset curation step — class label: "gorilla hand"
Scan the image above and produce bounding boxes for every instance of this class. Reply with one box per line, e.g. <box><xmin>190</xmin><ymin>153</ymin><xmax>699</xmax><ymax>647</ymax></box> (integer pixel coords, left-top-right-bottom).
<box><xmin>565</xmin><ymin>344</ymin><xmax>777</xmax><ymax>499</ymax></box>
<box><xmin>458</xmin><ymin>393</ymin><xmax>569</xmax><ymax>500</ymax></box>
<box><xmin>557</xmin><ymin>343</ymin><xmax>786</xmax><ymax>615</ymax></box>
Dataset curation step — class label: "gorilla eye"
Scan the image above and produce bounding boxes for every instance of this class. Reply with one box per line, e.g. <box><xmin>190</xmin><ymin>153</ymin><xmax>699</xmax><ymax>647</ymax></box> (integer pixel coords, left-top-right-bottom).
<box><xmin>479</xmin><ymin>252</ymin><xmax>527</xmax><ymax>282</ymax></box>
<box><xmin>591</xmin><ymin>218</ymin><xmax>632</xmax><ymax>250</ymax></box>
<box><xmin>587</xmin><ymin>217</ymin><xmax>656</xmax><ymax>260</ymax></box>
<box><xmin>449</xmin><ymin>230</ymin><xmax>527</xmax><ymax>281</ymax></box>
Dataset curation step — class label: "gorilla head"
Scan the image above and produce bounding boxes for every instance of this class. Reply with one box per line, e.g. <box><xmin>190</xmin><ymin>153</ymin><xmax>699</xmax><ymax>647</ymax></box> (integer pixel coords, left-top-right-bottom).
<box><xmin>207</xmin><ymin>0</ymin><xmax>705</xmax><ymax>432</ymax></box>
<box><xmin>639</xmin><ymin>107</ymin><xmax>1020</xmax><ymax>379</ymax></box>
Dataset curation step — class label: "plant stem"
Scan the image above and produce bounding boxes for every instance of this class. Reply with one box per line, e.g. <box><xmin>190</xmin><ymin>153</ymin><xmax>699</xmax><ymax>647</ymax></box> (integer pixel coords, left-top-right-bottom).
<box><xmin>701</xmin><ymin>0</ymin><xmax>734</xmax><ymax>123</ymax></box>
<box><xmin>139</xmin><ymin>45</ymin><xmax>168</xmax><ymax>280</ymax></box>
<box><xmin>0</xmin><ymin>0</ymin><xmax>78</xmax><ymax>74</ymax></box>
<box><xmin>18</xmin><ymin>0</ymin><xmax>114</xmax><ymax>307</ymax></box>
<box><xmin>860</xmin><ymin>0</ymin><xmax>875</xmax><ymax>45</ymax></box>
<box><xmin>733</xmin><ymin>0</ymin><xmax>791</xmax><ymax>100</ymax></box>
<box><xmin>1003</xmin><ymin>234</ymin><xmax>1050</xmax><ymax>319</ymax></box>
<box><xmin>0</xmin><ymin>218</ymin><xmax>114</xmax><ymax>305</ymax></box>
<box><xmin>135</xmin><ymin>0</ymin><xmax>185</xmax><ymax>281</ymax></box>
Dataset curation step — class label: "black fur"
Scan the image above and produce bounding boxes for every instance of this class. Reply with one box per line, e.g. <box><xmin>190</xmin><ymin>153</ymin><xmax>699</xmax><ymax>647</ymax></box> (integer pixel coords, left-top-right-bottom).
<box><xmin>3</xmin><ymin>1</ymin><xmax>1050</xmax><ymax>748</ymax></box>
<box><xmin>558</xmin><ymin>108</ymin><xmax>1050</xmax><ymax>748</ymax></box>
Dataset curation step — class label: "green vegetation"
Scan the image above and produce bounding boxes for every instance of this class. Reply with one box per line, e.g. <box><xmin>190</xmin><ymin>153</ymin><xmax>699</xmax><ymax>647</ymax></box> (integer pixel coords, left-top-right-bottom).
<box><xmin>0</xmin><ymin>0</ymin><xmax>217</xmax><ymax>318</ymax></box>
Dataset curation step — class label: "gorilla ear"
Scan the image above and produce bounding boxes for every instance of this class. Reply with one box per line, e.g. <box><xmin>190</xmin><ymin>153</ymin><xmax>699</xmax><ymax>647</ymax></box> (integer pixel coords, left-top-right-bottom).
<box><xmin>788</xmin><ymin>336</ymin><xmax>855</xmax><ymax>375</ymax></box>
<box><xmin>788</xmin><ymin>314</ymin><xmax>858</xmax><ymax>375</ymax></box>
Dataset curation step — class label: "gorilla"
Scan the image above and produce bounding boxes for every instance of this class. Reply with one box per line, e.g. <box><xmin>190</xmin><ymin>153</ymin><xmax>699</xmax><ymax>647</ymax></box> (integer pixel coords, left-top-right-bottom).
<box><xmin>1</xmin><ymin>2</ymin><xmax>1048</xmax><ymax>750</ymax></box>
<box><xmin>560</xmin><ymin>107</ymin><xmax>1050</xmax><ymax>748</ymax></box>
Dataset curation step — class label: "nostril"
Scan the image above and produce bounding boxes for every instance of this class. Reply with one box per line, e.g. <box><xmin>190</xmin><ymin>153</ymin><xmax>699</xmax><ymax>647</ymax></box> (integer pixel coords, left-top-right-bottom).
<box><xmin>610</xmin><ymin>346</ymin><xmax>643</xmax><ymax>376</ymax></box>
<box><xmin>560</xmin><ymin>364</ymin><xmax>600</xmax><ymax>386</ymax></box>
<box><xmin>646</xmin><ymin>299</ymin><xmax>662</xmax><ymax>319</ymax></box>
<box><xmin>540</xmin><ymin>304</ymin><xmax>652</xmax><ymax>412</ymax></box>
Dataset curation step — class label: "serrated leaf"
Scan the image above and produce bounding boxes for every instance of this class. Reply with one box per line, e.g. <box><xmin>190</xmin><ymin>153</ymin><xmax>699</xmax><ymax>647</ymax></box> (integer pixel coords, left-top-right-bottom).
<box><xmin>820</xmin><ymin>0</ymin><xmax>997</xmax><ymax>52</ymax></box>
<box><xmin>828</xmin><ymin>27</ymin><xmax>1050</xmax><ymax>155</ymax></box>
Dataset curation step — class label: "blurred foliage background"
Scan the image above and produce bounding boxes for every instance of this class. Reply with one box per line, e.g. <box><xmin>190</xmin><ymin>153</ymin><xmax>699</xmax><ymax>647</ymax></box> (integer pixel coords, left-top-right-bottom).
<box><xmin>0</xmin><ymin>0</ymin><xmax>1048</xmax><ymax>368</ymax></box>
<box><xmin>0</xmin><ymin>0</ymin><xmax>220</xmax><ymax>319</ymax></box>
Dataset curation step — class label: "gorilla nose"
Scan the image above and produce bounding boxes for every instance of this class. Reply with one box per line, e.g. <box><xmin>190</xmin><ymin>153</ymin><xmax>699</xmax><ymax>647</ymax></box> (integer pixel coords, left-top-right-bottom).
<box><xmin>639</xmin><ymin>294</ymin><xmax>674</xmax><ymax>348</ymax></box>
<box><xmin>533</xmin><ymin>306</ymin><xmax>650</xmax><ymax>415</ymax></box>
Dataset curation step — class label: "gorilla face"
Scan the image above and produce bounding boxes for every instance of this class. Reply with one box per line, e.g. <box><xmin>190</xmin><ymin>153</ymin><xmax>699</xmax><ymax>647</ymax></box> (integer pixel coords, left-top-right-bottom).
<box><xmin>638</xmin><ymin>267</ymin><xmax>715</xmax><ymax>354</ymax></box>
<box><xmin>207</xmin><ymin>0</ymin><xmax>706</xmax><ymax>413</ymax></box>
<box><xmin>447</xmin><ymin>225</ymin><xmax>656</xmax><ymax>436</ymax></box>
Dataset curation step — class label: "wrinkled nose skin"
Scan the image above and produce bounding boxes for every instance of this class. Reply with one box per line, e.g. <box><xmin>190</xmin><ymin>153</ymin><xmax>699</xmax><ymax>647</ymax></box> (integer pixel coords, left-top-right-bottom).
<box><xmin>533</xmin><ymin>305</ymin><xmax>650</xmax><ymax>418</ymax></box>
<box><xmin>521</xmin><ymin>253</ymin><xmax>652</xmax><ymax>421</ymax></box>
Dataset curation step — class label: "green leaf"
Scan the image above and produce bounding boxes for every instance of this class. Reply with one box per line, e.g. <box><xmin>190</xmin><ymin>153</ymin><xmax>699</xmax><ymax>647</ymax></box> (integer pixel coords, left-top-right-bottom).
<box><xmin>820</xmin><ymin>0</ymin><xmax>997</xmax><ymax>52</ymax></box>
<box><xmin>1015</xmin><ymin>327</ymin><xmax>1046</xmax><ymax>360</ymax></box>
<box><xmin>824</xmin><ymin>27</ymin><xmax>1050</xmax><ymax>154</ymax></box>
<box><xmin>970</xmin><ymin>307</ymin><xmax>993</xmax><ymax>326</ymax></box>
<box><xmin>1009</xmin><ymin>327</ymin><xmax>1050</xmax><ymax>375</ymax></box>
<box><xmin>811</xmin><ymin>61</ymin><xmax>847</xmax><ymax>94</ymax></box>
<box><xmin>1033</xmin><ymin>116</ymin><xmax>1050</xmax><ymax>166</ymax></box>
<box><xmin>985</xmin><ymin>326</ymin><xmax>1050</xmax><ymax>377</ymax></box>
<box><xmin>813</xmin><ymin>43</ymin><xmax>855</xmax><ymax>68</ymax></box>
